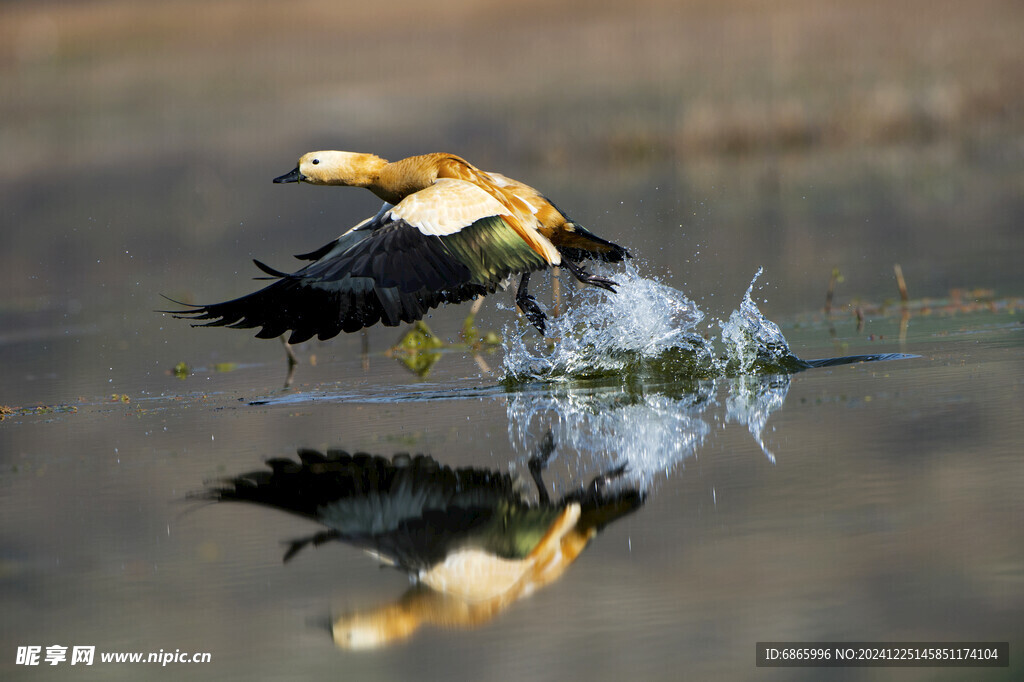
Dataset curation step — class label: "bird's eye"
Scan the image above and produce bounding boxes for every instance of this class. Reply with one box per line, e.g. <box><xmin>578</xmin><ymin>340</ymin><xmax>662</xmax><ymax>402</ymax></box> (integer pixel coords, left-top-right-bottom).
<box><xmin>312</xmin><ymin>159</ymin><xmax>320</xmax><ymax>165</ymax></box>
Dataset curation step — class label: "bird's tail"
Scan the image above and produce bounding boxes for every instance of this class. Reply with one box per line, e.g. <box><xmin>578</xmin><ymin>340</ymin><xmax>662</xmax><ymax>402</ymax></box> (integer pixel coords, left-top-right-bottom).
<box><xmin>561</xmin><ymin>220</ymin><xmax>630</xmax><ymax>263</ymax></box>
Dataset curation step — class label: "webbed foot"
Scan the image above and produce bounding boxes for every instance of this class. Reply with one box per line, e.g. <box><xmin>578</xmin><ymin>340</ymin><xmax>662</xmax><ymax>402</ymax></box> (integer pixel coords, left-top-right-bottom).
<box><xmin>515</xmin><ymin>272</ymin><xmax>548</xmax><ymax>334</ymax></box>
<box><xmin>562</xmin><ymin>259</ymin><xmax>619</xmax><ymax>293</ymax></box>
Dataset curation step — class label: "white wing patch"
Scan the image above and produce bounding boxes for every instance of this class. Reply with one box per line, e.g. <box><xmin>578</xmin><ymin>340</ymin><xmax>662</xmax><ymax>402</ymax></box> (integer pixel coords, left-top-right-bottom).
<box><xmin>418</xmin><ymin>549</ymin><xmax>528</xmax><ymax>602</ymax></box>
<box><xmin>415</xmin><ymin>503</ymin><xmax>582</xmax><ymax>603</ymax></box>
<box><xmin>388</xmin><ymin>179</ymin><xmax>508</xmax><ymax>236</ymax></box>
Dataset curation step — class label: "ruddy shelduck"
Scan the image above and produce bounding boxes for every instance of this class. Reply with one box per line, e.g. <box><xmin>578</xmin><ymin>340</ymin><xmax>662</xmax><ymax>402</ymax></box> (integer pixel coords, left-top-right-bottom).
<box><xmin>170</xmin><ymin>152</ymin><xmax>629</xmax><ymax>342</ymax></box>
<box><xmin>200</xmin><ymin>435</ymin><xmax>642</xmax><ymax>648</ymax></box>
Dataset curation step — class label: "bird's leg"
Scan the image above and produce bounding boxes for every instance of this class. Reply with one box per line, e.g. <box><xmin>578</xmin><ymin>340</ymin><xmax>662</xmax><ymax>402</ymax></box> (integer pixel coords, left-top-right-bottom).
<box><xmin>587</xmin><ymin>463</ymin><xmax>628</xmax><ymax>494</ymax></box>
<box><xmin>528</xmin><ymin>430</ymin><xmax>556</xmax><ymax>505</ymax></box>
<box><xmin>515</xmin><ymin>272</ymin><xmax>547</xmax><ymax>335</ymax></box>
<box><xmin>281</xmin><ymin>336</ymin><xmax>299</xmax><ymax>367</ymax></box>
<box><xmin>361</xmin><ymin>331</ymin><xmax>369</xmax><ymax>373</ymax></box>
<box><xmin>561</xmin><ymin>259</ymin><xmax>619</xmax><ymax>293</ymax></box>
<box><xmin>282</xmin><ymin>337</ymin><xmax>298</xmax><ymax>388</ymax></box>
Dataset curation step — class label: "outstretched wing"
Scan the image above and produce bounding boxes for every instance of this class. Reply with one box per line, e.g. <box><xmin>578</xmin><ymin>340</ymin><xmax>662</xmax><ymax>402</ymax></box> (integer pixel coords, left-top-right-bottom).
<box><xmin>291</xmin><ymin>202</ymin><xmax>392</xmax><ymax>262</ymax></box>
<box><xmin>199</xmin><ymin>448</ymin><xmax>537</xmax><ymax>569</ymax></box>
<box><xmin>169</xmin><ymin>180</ymin><xmax>551</xmax><ymax>343</ymax></box>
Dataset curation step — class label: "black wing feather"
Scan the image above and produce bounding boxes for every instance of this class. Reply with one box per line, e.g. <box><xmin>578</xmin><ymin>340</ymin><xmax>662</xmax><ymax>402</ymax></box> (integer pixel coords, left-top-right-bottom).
<box><xmin>168</xmin><ymin>213</ymin><xmax>545</xmax><ymax>342</ymax></box>
<box><xmin>201</xmin><ymin>449</ymin><xmax>526</xmax><ymax>569</ymax></box>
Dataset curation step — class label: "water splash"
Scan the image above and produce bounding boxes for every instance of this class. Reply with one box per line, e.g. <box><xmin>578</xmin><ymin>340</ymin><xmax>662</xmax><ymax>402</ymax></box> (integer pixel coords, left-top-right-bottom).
<box><xmin>502</xmin><ymin>263</ymin><xmax>800</xmax><ymax>382</ymax></box>
<box><xmin>717</xmin><ymin>267</ymin><xmax>804</xmax><ymax>375</ymax></box>
<box><xmin>506</xmin><ymin>373</ymin><xmax>790</xmax><ymax>495</ymax></box>
<box><xmin>507</xmin><ymin>388</ymin><xmax>713</xmax><ymax>491</ymax></box>
<box><xmin>724</xmin><ymin>374</ymin><xmax>790</xmax><ymax>463</ymax></box>
<box><xmin>502</xmin><ymin>262</ymin><xmax>715</xmax><ymax>381</ymax></box>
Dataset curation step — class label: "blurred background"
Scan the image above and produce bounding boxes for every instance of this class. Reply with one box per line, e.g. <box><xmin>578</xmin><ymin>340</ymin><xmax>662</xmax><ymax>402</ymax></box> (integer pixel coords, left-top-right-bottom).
<box><xmin>4</xmin><ymin>0</ymin><xmax>1022</xmax><ymax>317</ymax></box>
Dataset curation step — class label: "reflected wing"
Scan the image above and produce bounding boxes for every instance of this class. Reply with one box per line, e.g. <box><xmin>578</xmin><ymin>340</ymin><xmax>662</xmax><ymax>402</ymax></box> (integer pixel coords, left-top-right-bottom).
<box><xmin>201</xmin><ymin>449</ymin><xmax>551</xmax><ymax>569</ymax></box>
<box><xmin>169</xmin><ymin>180</ymin><xmax>549</xmax><ymax>343</ymax></box>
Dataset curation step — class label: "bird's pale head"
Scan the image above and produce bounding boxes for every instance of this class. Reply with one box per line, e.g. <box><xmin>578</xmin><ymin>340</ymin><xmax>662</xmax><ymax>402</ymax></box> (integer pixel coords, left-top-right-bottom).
<box><xmin>332</xmin><ymin>608</ymin><xmax>418</xmax><ymax>650</ymax></box>
<box><xmin>273</xmin><ymin>151</ymin><xmax>388</xmax><ymax>187</ymax></box>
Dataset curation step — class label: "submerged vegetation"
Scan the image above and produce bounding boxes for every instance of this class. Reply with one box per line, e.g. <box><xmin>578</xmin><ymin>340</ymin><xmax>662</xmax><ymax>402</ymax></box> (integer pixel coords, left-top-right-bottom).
<box><xmin>385</xmin><ymin>314</ymin><xmax>502</xmax><ymax>377</ymax></box>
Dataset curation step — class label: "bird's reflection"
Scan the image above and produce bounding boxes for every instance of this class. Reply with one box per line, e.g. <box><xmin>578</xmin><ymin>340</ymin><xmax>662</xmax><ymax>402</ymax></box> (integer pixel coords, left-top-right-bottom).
<box><xmin>201</xmin><ymin>434</ymin><xmax>642</xmax><ymax>649</ymax></box>
<box><xmin>201</xmin><ymin>371</ymin><xmax>800</xmax><ymax>648</ymax></box>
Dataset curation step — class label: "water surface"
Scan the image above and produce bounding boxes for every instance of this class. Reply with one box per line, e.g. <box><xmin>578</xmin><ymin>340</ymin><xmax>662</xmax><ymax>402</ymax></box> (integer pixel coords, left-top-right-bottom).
<box><xmin>2</xmin><ymin>266</ymin><xmax>1021</xmax><ymax>680</ymax></box>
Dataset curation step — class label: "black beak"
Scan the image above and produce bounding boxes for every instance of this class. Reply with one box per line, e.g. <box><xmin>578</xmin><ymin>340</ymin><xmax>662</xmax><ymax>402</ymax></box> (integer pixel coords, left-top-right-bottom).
<box><xmin>273</xmin><ymin>167</ymin><xmax>304</xmax><ymax>184</ymax></box>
